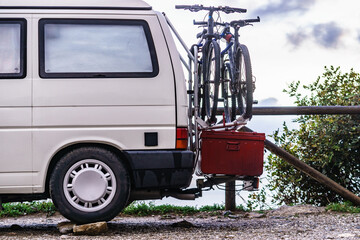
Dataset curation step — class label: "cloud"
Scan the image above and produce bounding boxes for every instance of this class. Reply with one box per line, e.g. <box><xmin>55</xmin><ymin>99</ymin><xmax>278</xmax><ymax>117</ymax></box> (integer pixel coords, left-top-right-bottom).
<box><xmin>287</xmin><ymin>31</ymin><xmax>308</xmax><ymax>48</ymax></box>
<box><xmin>357</xmin><ymin>31</ymin><xmax>360</xmax><ymax>42</ymax></box>
<box><xmin>286</xmin><ymin>22</ymin><xmax>344</xmax><ymax>49</ymax></box>
<box><xmin>312</xmin><ymin>22</ymin><xmax>344</xmax><ymax>48</ymax></box>
<box><xmin>253</xmin><ymin>0</ymin><xmax>316</xmax><ymax>17</ymax></box>
<box><xmin>258</xmin><ymin>97</ymin><xmax>278</xmax><ymax>106</ymax></box>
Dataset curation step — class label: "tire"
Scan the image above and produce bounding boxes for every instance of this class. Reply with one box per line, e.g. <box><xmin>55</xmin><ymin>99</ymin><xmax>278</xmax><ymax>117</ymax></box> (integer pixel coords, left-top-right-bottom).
<box><xmin>197</xmin><ymin>63</ymin><xmax>206</xmax><ymax>120</ymax></box>
<box><xmin>50</xmin><ymin>147</ymin><xmax>130</xmax><ymax>224</ymax></box>
<box><xmin>235</xmin><ymin>44</ymin><xmax>253</xmax><ymax>119</ymax></box>
<box><xmin>220</xmin><ymin>59</ymin><xmax>231</xmax><ymax>123</ymax></box>
<box><xmin>203</xmin><ymin>40</ymin><xmax>221</xmax><ymax>124</ymax></box>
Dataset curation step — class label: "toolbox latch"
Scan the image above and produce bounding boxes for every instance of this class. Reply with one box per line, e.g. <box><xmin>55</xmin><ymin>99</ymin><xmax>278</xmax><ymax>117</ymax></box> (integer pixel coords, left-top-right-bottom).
<box><xmin>226</xmin><ymin>142</ymin><xmax>240</xmax><ymax>151</ymax></box>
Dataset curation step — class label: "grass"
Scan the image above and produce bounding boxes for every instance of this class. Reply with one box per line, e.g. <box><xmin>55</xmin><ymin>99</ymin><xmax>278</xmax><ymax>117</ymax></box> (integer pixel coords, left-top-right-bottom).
<box><xmin>122</xmin><ymin>202</ymin><xmax>247</xmax><ymax>216</ymax></box>
<box><xmin>0</xmin><ymin>201</ymin><xmax>247</xmax><ymax>218</ymax></box>
<box><xmin>326</xmin><ymin>202</ymin><xmax>360</xmax><ymax>213</ymax></box>
<box><xmin>5</xmin><ymin>200</ymin><xmax>359</xmax><ymax>218</ymax></box>
<box><xmin>0</xmin><ymin>201</ymin><xmax>56</xmax><ymax>217</ymax></box>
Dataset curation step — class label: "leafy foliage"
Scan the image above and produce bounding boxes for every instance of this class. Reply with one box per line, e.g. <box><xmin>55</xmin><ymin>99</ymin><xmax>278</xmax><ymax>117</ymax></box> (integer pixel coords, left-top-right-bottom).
<box><xmin>246</xmin><ymin>188</ymin><xmax>269</xmax><ymax>211</ymax></box>
<box><xmin>267</xmin><ymin>66</ymin><xmax>360</xmax><ymax>206</ymax></box>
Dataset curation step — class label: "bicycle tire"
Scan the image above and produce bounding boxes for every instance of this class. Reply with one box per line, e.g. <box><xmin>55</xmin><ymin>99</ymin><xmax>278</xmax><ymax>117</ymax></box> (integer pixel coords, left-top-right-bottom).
<box><xmin>234</xmin><ymin>44</ymin><xmax>253</xmax><ymax>119</ymax></box>
<box><xmin>197</xmin><ymin>62</ymin><xmax>206</xmax><ymax>120</ymax></box>
<box><xmin>203</xmin><ymin>40</ymin><xmax>221</xmax><ymax>124</ymax></box>
<box><xmin>220</xmin><ymin>60</ymin><xmax>232</xmax><ymax>123</ymax></box>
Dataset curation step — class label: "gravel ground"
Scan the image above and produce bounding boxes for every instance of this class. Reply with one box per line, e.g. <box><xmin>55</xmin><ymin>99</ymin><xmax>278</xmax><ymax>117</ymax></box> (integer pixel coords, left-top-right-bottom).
<box><xmin>0</xmin><ymin>205</ymin><xmax>359</xmax><ymax>239</ymax></box>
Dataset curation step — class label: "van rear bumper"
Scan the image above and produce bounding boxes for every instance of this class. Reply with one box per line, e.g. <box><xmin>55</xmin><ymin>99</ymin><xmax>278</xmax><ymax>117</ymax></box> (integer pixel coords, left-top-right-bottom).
<box><xmin>124</xmin><ymin>150</ymin><xmax>195</xmax><ymax>189</ymax></box>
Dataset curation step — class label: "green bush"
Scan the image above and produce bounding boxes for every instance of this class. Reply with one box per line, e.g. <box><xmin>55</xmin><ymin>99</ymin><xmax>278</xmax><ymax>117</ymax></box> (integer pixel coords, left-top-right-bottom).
<box><xmin>267</xmin><ymin>66</ymin><xmax>360</xmax><ymax>206</ymax></box>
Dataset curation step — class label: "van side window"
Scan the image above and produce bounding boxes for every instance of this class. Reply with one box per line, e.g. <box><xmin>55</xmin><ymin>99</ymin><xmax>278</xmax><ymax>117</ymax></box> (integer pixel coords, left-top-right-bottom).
<box><xmin>0</xmin><ymin>19</ymin><xmax>26</xmax><ymax>79</ymax></box>
<box><xmin>39</xmin><ymin>19</ymin><xmax>159</xmax><ymax>78</ymax></box>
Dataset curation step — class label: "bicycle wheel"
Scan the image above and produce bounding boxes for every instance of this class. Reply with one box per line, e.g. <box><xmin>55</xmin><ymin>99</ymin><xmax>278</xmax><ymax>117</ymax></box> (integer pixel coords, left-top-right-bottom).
<box><xmin>197</xmin><ymin>62</ymin><xmax>206</xmax><ymax>120</ymax></box>
<box><xmin>234</xmin><ymin>44</ymin><xmax>253</xmax><ymax>119</ymax></box>
<box><xmin>220</xmin><ymin>59</ymin><xmax>232</xmax><ymax>123</ymax></box>
<box><xmin>203</xmin><ymin>40</ymin><xmax>221</xmax><ymax>124</ymax></box>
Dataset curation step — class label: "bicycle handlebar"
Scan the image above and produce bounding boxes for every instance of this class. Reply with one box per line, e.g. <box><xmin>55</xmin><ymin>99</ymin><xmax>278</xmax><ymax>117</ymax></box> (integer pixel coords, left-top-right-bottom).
<box><xmin>245</xmin><ymin>16</ymin><xmax>261</xmax><ymax>23</ymax></box>
<box><xmin>175</xmin><ymin>4</ymin><xmax>246</xmax><ymax>13</ymax></box>
<box><xmin>230</xmin><ymin>16</ymin><xmax>260</xmax><ymax>27</ymax></box>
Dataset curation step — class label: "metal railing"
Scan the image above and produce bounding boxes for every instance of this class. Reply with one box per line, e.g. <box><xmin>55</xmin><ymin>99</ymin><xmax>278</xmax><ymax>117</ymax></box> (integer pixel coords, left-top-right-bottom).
<box><xmin>163</xmin><ymin>13</ymin><xmax>199</xmax><ymax>153</ymax></box>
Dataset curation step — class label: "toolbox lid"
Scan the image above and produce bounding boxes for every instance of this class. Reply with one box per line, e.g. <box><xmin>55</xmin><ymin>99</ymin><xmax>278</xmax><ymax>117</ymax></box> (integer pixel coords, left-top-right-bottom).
<box><xmin>0</xmin><ymin>0</ymin><xmax>152</xmax><ymax>11</ymax></box>
<box><xmin>201</xmin><ymin>130</ymin><xmax>265</xmax><ymax>141</ymax></box>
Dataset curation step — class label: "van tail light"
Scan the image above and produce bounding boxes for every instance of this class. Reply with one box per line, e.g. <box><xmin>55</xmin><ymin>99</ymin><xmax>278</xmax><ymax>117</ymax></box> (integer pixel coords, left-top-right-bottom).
<box><xmin>176</xmin><ymin>127</ymin><xmax>188</xmax><ymax>149</ymax></box>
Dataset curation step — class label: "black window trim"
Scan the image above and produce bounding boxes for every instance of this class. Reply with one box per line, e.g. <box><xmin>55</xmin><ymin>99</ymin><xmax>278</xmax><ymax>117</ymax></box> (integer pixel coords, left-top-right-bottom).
<box><xmin>0</xmin><ymin>18</ymin><xmax>27</xmax><ymax>79</ymax></box>
<box><xmin>38</xmin><ymin>18</ymin><xmax>159</xmax><ymax>79</ymax></box>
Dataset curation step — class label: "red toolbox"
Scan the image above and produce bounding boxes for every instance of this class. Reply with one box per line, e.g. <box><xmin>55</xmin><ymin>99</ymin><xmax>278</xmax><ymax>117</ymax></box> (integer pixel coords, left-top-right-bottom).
<box><xmin>200</xmin><ymin>130</ymin><xmax>265</xmax><ymax>176</ymax></box>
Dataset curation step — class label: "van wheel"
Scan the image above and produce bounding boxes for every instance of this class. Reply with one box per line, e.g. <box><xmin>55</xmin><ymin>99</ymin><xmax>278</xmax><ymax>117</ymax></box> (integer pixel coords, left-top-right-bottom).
<box><xmin>50</xmin><ymin>147</ymin><xmax>130</xmax><ymax>224</ymax></box>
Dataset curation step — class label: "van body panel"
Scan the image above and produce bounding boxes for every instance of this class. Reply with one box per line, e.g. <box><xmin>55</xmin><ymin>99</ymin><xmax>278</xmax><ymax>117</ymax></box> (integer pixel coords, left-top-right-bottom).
<box><xmin>32</xmin><ymin>126</ymin><xmax>175</xmax><ymax>192</ymax></box>
<box><xmin>0</xmin><ymin>108</ymin><xmax>31</xmax><ymax>126</ymax></box>
<box><xmin>32</xmin><ymin>106</ymin><xmax>175</xmax><ymax>127</ymax></box>
<box><xmin>0</xmin><ymin>173</ymin><xmax>33</xmax><ymax>193</ymax></box>
<box><xmin>0</xmin><ymin>15</ymin><xmax>33</xmax><ymax>190</ymax></box>
<box><xmin>30</xmin><ymin>13</ymin><xmax>177</xmax><ymax>178</ymax></box>
<box><xmin>0</xmin><ymin>81</ymin><xmax>32</xmax><ymax>107</ymax></box>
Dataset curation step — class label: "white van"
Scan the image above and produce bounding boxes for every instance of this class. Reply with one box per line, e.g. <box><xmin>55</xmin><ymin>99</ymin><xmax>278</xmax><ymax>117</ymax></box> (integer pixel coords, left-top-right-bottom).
<box><xmin>0</xmin><ymin>0</ymin><xmax>194</xmax><ymax>223</ymax></box>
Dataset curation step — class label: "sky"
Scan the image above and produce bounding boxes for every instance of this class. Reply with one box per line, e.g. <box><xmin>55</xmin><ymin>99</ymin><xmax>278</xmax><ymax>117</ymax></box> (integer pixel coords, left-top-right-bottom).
<box><xmin>143</xmin><ymin>0</ymin><xmax>360</xmax><ymax>207</ymax></box>
<box><xmin>146</xmin><ymin>0</ymin><xmax>360</xmax><ymax>106</ymax></box>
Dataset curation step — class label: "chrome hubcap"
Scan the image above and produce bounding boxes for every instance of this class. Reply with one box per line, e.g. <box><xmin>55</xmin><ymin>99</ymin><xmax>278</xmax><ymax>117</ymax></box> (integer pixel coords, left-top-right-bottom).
<box><xmin>63</xmin><ymin>159</ymin><xmax>116</xmax><ymax>212</ymax></box>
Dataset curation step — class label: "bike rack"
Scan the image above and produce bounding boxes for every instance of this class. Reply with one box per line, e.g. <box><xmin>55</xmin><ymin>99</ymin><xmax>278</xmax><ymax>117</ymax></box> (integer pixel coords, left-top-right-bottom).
<box><xmin>163</xmin><ymin>13</ymin><xmax>249</xmax><ymax>175</ymax></box>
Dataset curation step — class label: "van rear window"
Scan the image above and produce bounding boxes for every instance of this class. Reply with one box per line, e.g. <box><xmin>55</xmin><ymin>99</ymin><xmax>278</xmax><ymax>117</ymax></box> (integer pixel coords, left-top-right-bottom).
<box><xmin>39</xmin><ymin>19</ymin><xmax>159</xmax><ymax>78</ymax></box>
<box><xmin>0</xmin><ymin>19</ymin><xmax>26</xmax><ymax>79</ymax></box>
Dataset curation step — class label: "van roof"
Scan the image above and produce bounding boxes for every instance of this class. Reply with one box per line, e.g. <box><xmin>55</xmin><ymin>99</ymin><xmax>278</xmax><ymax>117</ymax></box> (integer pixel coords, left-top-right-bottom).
<box><xmin>0</xmin><ymin>0</ymin><xmax>152</xmax><ymax>11</ymax></box>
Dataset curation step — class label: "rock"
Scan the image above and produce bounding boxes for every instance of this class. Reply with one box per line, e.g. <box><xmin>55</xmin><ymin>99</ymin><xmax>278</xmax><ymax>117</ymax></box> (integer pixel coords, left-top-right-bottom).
<box><xmin>224</xmin><ymin>234</ymin><xmax>236</xmax><ymax>238</ymax></box>
<box><xmin>268</xmin><ymin>205</ymin><xmax>326</xmax><ymax>217</ymax></box>
<box><xmin>73</xmin><ymin>222</ymin><xmax>108</xmax><ymax>235</ymax></box>
<box><xmin>57</xmin><ymin>221</ymin><xmax>75</xmax><ymax>234</ymax></box>
<box><xmin>244</xmin><ymin>212</ymin><xmax>266</xmax><ymax>219</ymax></box>
<box><xmin>171</xmin><ymin>220</ymin><xmax>195</xmax><ymax>228</ymax></box>
<box><xmin>223</xmin><ymin>210</ymin><xmax>233</xmax><ymax>217</ymax></box>
<box><xmin>10</xmin><ymin>224</ymin><xmax>23</xmax><ymax>230</ymax></box>
<box><xmin>337</xmin><ymin>233</ymin><xmax>355</xmax><ymax>238</ymax></box>
<box><xmin>160</xmin><ymin>214</ymin><xmax>176</xmax><ymax>220</ymax></box>
<box><xmin>227</xmin><ymin>214</ymin><xmax>239</xmax><ymax>219</ymax></box>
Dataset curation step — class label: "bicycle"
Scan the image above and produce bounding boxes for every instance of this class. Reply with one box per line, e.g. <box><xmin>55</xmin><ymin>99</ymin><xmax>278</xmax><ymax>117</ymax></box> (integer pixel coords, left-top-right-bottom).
<box><xmin>220</xmin><ymin>17</ymin><xmax>260</xmax><ymax>122</ymax></box>
<box><xmin>176</xmin><ymin>5</ymin><xmax>247</xmax><ymax>125</ymax></box>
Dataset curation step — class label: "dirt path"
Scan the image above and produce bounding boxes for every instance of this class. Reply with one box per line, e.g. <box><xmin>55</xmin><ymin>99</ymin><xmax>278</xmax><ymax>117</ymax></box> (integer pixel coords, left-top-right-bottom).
<box><xmin>0</xmin><ymin>205</ymin><xmax>359</xmax><ymax>239</ymax></box>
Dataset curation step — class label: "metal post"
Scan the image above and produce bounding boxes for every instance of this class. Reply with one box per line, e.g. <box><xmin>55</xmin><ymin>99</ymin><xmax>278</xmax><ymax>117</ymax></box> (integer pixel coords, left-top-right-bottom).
<box><xmin>193</xmin><ymin>46</ymin><xmax>200</xmax><ymax>152</ymax></box>
<box><xmin>225</xmin><ymin>181</ymin><xmax>236</xmax><ymax>211</ymax></box>
<box><xmin>251</xmin><ymin>106</ymin><xmax>360</xmax><ymax>115</ymax></box>
<box><xmin>188</xmin><ymin>54</ymin><xmax>193</xmax><ymax>151</ymax></box>
<box><xmin>214</xmin><ymin>106</ymin><xmax>360</xmax><ymax>116</ymax></box>
<box><xmin>162</xmin><ymin>13</ymin><xmax>195</xmax><ymax>62</ymax></box>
